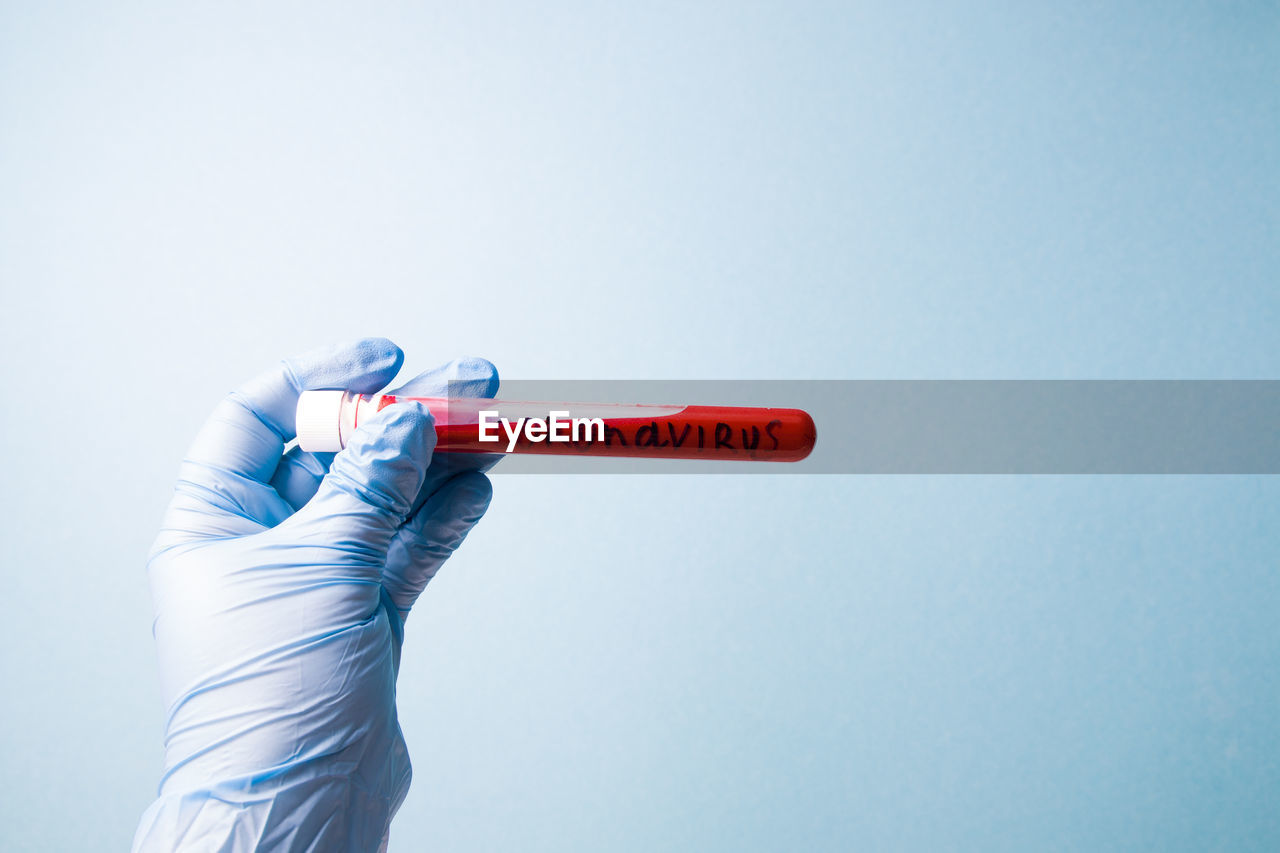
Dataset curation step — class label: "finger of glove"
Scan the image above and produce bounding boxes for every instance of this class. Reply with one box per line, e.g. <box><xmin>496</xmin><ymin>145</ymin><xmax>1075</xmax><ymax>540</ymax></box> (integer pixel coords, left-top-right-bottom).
<box><xmin>388</xmin><ymin>355</ymin><xmax>500</xmax><ymax>400</ymax></box>
<box><xmin>383</xmin><ymin>471</ymin><xmax>493</xmax><ymax>617</ymax></box>
<box><xmin>269</xmin><ymin>447</ymin><xmax>335</xmax><ymax>512</ymax></box>
<box><xmin>182</xmin><ymin>337</ymin><xmax>403</xmax><ymax>491</ymax></box>
<box><xmin>266</xmin><ymin>356</ymin><xmax>502</xmax><ymax>513</ymax></box>
<box><xmin>388</xmin><ymin>356</ymin><xmax>503</xmax><ymax>513</ymax></box>
<box><xmin>293</xmin><ymin>402</ymin><xmax>437</xmax><ymax>552</ymax></box>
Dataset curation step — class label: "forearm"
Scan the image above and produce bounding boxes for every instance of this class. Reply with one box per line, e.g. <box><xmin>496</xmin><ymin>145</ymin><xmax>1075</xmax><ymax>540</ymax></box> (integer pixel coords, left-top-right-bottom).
<box><xmin>133</xmin><ymin>759</ymin><xmax>410</xmax><ymax>853</ymax></box>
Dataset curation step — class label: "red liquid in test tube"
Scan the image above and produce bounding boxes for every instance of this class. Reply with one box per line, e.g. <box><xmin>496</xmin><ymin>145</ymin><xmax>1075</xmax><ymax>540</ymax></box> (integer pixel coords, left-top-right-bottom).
<box><xmin>296</xmin><ymin>391</ymin><xmax>816</xmax><ymax>462</ymax></box>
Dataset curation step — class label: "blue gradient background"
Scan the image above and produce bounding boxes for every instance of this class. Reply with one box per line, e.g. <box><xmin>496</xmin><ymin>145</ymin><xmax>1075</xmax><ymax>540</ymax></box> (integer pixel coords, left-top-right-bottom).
<box><xmin>1</xmin><ymin>2</ymin><xmax>1277</xmax><ymax>850</ymax></box>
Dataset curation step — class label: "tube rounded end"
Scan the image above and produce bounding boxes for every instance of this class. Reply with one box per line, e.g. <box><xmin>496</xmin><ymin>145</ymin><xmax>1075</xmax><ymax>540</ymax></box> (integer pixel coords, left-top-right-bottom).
<box><xmin>780</xmin><ymin>408</ymin><xmax>817</xmax><ymax>462</ymax></box>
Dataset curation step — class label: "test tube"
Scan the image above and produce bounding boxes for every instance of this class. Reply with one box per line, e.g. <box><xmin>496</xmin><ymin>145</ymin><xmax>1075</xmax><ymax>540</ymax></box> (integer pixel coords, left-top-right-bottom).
<box><xmin>296</xmin><ymin>391</ymin><xmax>816</xmax><ymax>462</ymax></box>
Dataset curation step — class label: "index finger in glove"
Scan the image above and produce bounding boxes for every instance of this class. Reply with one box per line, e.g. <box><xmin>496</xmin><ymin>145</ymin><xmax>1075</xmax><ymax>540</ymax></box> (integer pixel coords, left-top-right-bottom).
<box><xmin>389</xmin><ymin>356</ymin><xmax>502</xmax><ymax>513</ymax></box>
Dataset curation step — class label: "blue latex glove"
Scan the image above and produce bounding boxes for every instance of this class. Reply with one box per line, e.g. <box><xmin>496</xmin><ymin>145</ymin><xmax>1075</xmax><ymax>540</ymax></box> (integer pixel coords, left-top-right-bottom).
<box><xmin>134</xmin><ymin>338</ymin><xmax>499</xmax><ymax>852</ymax></box>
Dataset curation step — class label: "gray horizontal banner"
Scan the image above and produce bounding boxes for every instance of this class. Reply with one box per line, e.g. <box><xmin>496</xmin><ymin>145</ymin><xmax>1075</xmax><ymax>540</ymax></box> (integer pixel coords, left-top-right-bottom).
<box><xmin>441</xmin><ymin>380</ymin><xmax>1280</xmax><ymax>474</ymax></box>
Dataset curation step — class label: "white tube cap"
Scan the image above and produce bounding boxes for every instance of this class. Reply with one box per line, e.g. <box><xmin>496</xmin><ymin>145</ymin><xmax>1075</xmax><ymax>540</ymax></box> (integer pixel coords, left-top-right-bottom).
<box><xmin>296</xmin><ymin>390</ymin><xmax>347</xmax><ymax>452</ymax></box>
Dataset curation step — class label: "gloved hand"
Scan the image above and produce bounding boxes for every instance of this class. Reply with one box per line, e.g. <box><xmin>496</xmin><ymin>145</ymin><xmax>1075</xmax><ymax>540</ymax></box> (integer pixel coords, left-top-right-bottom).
<box><xmin>133</xmin><ymin>338</ymin><xmax>499</xmax><ymax>852</ymax></box>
